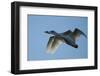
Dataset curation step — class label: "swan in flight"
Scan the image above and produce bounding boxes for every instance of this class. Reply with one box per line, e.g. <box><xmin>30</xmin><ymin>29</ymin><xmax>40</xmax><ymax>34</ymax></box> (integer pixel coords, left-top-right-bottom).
<box><xmin>45</xmin><ymin>28</ymin><xmax>87</xmax><ymax>53</ymax></box>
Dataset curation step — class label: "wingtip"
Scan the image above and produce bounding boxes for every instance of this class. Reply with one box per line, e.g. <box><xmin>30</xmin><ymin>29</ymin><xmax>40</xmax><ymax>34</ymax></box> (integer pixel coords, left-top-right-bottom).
<box><xmin>75</xmin><ymin>28</ymin><xmax>87</xmax><ymax>38</ymax></box>
<box><xmin>46</xmin><ymin>49</ymin><xmax>56</xmax><ymax>54</ymax></box>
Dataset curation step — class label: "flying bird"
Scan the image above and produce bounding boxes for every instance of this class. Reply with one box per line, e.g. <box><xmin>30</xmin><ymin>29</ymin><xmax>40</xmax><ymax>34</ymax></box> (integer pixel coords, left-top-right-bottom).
<box><xmin>45</xmin><ymin>28</ymin><xmax>87</xmax><ymax>53</ymax></box>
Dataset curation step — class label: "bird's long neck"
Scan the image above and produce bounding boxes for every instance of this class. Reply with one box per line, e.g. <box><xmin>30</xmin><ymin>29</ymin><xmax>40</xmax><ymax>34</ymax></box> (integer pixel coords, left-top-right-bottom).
<box><xmin>51</xmin><ymin>32</ymin><xmax>58</xmax><ymax>35</ymax></box>
<box><xmin>46</xmin><ymin>31</ymin><xmax>58</xmax><ymax>36</ymax></box>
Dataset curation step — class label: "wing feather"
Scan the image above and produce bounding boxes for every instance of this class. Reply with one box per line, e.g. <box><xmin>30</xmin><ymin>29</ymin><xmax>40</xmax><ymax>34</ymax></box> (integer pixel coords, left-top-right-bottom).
<box><xmin>47</xmin><ymin>36</ymin><xmax>54</xmax><ymax>51</ymax></box>
<box><xmin>47</xmin><ymin>37</ymin><xmax>62</xmax><ymax>54</ymax></box>
<box><xmin>72</xmin><ymin>28</ymin><xmax>87</xmax><ymax>41</ymax></box>
<box><xmin>74</xmin><ymin>28</ymin><xmax>87</xmax><ymax>38</ymax></box>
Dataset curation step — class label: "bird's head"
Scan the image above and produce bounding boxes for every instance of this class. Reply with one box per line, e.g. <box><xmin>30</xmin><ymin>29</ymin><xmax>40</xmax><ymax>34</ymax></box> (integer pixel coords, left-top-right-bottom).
<box><xmin>50</xmin><ymin>31</ymin><xmax>56</xmax><ymax>33</ymax></box>
<box><xmin>44</xmin><ymin>31</ymin><xmax>49</xmax><ymax>34</ymax></box>
<box><xmin>44</xmin><ymin>30</ymin><xmax>56</xmax><ymax>34</ymax></box>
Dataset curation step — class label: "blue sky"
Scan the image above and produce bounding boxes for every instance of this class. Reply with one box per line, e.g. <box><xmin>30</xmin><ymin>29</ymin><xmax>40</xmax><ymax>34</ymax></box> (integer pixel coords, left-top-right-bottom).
<box><xmin>28</xmin><ymin>15</ymin><xmax>88</xmax><ymax>61</ymax></box>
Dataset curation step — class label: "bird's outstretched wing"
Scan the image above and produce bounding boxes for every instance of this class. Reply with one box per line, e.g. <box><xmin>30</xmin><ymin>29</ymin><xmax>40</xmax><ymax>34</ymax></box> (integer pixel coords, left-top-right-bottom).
<box><xmin>46</xmin><ymin>36</ymin><xmax>54</xmax><ymax>52</ymax></box>
<box><xmin>73</xmin><ymin>28</ymin><xmax>87</xmax><ymax>39</ymax></box>
<box><xmin>46</xmin><ymin>36</ymin><xmax>63</xmax><ymax>54</ymax></box>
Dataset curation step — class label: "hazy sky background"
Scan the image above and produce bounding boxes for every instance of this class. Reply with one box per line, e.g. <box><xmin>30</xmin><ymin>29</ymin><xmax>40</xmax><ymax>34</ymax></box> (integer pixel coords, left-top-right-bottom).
<box><xmin>28</xmin><ymin>15</ymin><xmax>88</xmax><ymax>61</ymax></box>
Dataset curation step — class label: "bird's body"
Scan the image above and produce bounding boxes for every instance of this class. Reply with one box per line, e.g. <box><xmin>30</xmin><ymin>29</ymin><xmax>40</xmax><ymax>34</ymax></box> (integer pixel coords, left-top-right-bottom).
<box><xmin>45</xmin><ymin>28</ymin><xmax>87</xmax><ymax>53</ymax></box>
